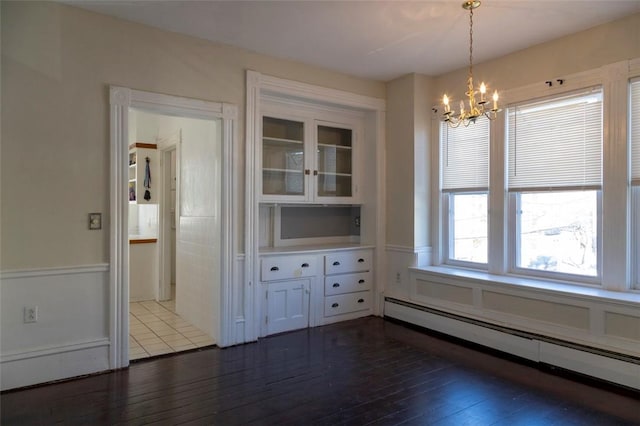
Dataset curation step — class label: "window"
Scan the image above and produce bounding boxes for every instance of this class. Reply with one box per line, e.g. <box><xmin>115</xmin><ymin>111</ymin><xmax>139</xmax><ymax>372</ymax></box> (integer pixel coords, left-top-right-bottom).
<box><xmin>631</xmin><ymin>79</ymin><xmax>640</xmax><ymax>288</ymax></box>
<box><xmin>507</xmin><ymin>88</ymin><xmax>603</xmax><ymax>280</ymax></box>
<box><xmin>441</xmin><ymin>119</ymin><xmax>490</xmax><ymax>265</ymax></box>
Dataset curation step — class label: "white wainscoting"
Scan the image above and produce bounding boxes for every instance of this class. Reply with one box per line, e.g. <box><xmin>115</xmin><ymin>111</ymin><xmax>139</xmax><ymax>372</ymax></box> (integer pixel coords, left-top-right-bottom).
<box><xmin>0</xmin><ymin>265</ymin><xmax>110</xmax><ymax>390</ymax></box>
<box><xmin>384</xmin><ymin>245</ymin><xmax>432</xmax><ymax>300</ymax></box>
<box><xmin>383</xmin><ymin>267</ymin><xmax>640</xmax><ymax>390</ymax></box>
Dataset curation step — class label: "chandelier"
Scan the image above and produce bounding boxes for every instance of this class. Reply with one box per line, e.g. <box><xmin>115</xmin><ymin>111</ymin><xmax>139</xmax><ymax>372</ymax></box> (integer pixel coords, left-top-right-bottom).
<box><xmin>442</xmin><ymin>1</ymin><xmax>499</xmax><ymax>128</ymax></box>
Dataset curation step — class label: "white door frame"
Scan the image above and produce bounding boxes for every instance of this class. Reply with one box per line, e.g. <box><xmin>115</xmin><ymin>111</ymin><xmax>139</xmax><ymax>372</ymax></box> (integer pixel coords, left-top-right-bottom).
<box><xmin>159</xmin><ymin>145</ymin><xmax>177</xmax><ymax>302</ymax></box>
<box><xmin>109</xmin><ymin>86</ymin><xmax>238</xmax><ymax>369</ymax></box>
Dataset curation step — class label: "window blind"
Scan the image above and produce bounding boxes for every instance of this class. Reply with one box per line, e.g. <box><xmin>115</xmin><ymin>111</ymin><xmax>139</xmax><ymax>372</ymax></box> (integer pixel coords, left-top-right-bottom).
<box><xmin>631</xmin><ymin>79</ymin><xmax>640</xmax><ymax>186</ymax></box>
<box><xmin>507</xmin><ymin>88</ymin><xmax>602</xmax><ymax>192</ymax></box>
<box><xmin>441</xmin><ymin>119</ymin><xmax>490</xmax><ymax>192</ymax></box>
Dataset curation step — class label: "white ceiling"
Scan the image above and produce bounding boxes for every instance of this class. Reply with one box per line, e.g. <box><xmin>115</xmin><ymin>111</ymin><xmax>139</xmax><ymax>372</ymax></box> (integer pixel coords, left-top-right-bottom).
<box><xmin>67</xmin><ymin>0</ymin><xmax>640</xmax><ymax>81</ymax></box>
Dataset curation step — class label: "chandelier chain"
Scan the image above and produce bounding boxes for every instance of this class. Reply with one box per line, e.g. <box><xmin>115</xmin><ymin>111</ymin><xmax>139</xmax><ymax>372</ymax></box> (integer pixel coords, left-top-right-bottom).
<box><xmin>469</xmin><ymin>6</ymin><xmax>474</xmax><ymax>80</ymax></box>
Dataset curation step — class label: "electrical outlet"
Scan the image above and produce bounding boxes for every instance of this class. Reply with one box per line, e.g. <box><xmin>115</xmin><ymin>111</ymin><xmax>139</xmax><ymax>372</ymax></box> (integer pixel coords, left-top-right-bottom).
<box><xmin>395</xmin><ymin>272</ymin><xmax>401</xmax><ymax>283</ymax></box>
<box><xmin>24</xmin><ymin>306</ymin><xmax>38</xmax><ymax>323</ymax></box>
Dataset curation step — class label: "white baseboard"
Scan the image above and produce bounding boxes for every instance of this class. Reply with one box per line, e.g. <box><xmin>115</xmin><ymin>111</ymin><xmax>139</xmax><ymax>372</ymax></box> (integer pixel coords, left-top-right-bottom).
<box><xmin>0</xmin><ymin>339</ymin><xmax>110</xmax><ymax>391</ymax></box>
<box><xmin>385</xmin><ymin>298</ymin><xmax>640</xmax><ymax>390</ymax></box>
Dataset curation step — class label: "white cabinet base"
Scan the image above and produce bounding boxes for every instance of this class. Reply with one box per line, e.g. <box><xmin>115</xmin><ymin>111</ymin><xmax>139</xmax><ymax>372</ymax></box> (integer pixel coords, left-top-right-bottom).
<box><xmin>260</xmin><ymin>247</ymin><xmax>374</xmax><ymax>335</ymax></box>
<box><xmin>264</xmin><ymin>279</ymin><xmax>310</xmax><ymax>335</ymax></box>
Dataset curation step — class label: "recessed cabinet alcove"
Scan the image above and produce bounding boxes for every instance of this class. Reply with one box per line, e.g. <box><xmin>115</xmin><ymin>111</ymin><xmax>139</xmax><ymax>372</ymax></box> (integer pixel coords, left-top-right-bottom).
<box><xmin>246</xmin><ymin>71</ymin><xmax>385</xmax><ymax>339</ymax></box>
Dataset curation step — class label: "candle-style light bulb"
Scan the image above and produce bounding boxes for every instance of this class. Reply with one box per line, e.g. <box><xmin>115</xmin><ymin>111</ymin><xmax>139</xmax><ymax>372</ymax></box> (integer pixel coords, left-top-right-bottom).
<box><xmin>479</xmin><ymin>82</ymin><xmax>486</xmax><ymax>102</ymax></box>
<box><xmin>443</xmin><ymin>94</ymin><xmax>450</xmax><ymax>113</ymax></box>
<box><xmin>492</xmin><ymin>91</ymin><xmax>499</xmax><ymax>110</ymax></box>
<box><xmin>460</xmin><ymin>100</ymin><xmax>465</xmax><ymax>114</ymax></box>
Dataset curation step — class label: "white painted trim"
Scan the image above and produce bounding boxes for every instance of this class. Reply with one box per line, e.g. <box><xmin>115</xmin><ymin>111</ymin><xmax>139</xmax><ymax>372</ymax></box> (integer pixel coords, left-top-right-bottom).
<box><xmin>245</xmin><ymin>71</ymin><xmax>261</xmax><ymax>342</ymax></box>
<box><xmin>0</xmin><ymin>264</ymin><xmax>109</xmax><ymax>279</ymax></box>
<box><xmin>258</xmin><ymin>73</ymin><xmax>386</xmax><ymax>112</ymax></box>
<box><xmin>1</xmin><ymin>343</ymin><xmax>110</xmax><ymax>391</ymax></box>
<box><xmin>412</xmin><ymin>266</ymin><xmax>640</xmax><ymax>307</ymax></box>
<box><xmin>385</xmin><ymin>245</ymin><xmax>416</xmax><ymax>254</ymax></box>
<box><xmin>219</xmin><ymin>100</ymin><xmax>238</xmax><ymax>347</ymax></box>
<box><xmin>1</xmin><ymin>338</ymin><xmax>110</xmax><ymax>363</ymax></box>
<box><xmin>385</xmin><ymin>300</ymin><xmax>640</xmax><ymax>390</ymax></box>
<box><xmin>110</xmin><ymin>86</ymin><xmax>239</xmax><ymax>368</ymax></box>
<box><xmin>109</xmin><ymin>86</ymin><xmax>130</xmax><ymax>371</ymax></box>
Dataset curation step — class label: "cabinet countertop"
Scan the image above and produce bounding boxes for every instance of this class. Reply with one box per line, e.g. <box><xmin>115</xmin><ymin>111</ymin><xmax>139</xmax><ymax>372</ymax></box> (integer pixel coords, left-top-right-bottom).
<box><xmin>129</xmin><ymin>235</ymin><xmax>158</xmax><ymax>244</ymax></box>
<box><xmin>260</xmin><ymin>244</ymin><xmax>374</xmax><ymax>256</ymax></box>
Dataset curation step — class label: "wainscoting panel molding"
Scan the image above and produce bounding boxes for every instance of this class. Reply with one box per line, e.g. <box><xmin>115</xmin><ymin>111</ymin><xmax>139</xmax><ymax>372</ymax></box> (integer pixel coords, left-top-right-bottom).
<box><xmin>384</xmin><ymin>267</ymin><xmax>640</xmax><ymax>390</ymax></box>
<box><xmin>0</xmin><ymin>265</ymin><xmax>110</xmax><ymax>390</ymax></box>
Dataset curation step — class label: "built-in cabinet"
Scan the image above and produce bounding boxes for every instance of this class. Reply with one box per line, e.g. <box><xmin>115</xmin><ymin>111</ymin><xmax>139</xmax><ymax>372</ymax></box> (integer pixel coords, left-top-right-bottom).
<box><xmin>260</xmin><ymin>253</ymin><xmax>317</xmax><ymax>335</ymax></box>
<box><xmin>249</xmin><ymin>71</ymin><xmax>384</xmax><ymax>341</ymax></box>
<box><xmin>323</xmin><ymin>249</ymin><xmax>372</xmax><ymax>318</ymax></box>
<box><xmin>128</xmin><ymin>143</ymin><xmax>158</xmax><ymax>204</ymax></box>
<box><xmin>261</xmin><ymin>107</ymin><xmax>359</xmax><ymax>204</ymax></box>
<box><xmin>260</xmin><ymin>247</ymin><xmax>373</xmax><ymax>336</ymax></box>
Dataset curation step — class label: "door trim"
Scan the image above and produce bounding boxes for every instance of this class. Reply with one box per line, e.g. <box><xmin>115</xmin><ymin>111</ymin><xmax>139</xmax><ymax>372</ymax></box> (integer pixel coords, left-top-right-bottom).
<box><xmin>109</xmin><ymin>86</ymin><xmax>238</xmax><ymax>369</ymax></box>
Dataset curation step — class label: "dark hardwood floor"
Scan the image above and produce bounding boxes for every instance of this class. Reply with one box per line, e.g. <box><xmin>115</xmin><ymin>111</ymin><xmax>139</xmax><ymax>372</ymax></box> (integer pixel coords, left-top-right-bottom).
<box><xmin>2</xmin><ymin>317</ymin><xmax>639</xmax><ymax>425</ymax></box>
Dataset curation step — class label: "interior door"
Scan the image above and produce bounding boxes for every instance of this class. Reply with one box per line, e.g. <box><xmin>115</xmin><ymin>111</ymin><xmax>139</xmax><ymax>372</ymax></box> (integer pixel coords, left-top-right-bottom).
<box><xmin>266</xmin><ymin>279</ymin><xmax>310</xmax><ymax>335</ymax></box>
<box><xmin>176</xmin><ymin>117</ymin><xmax>222</xmax><ymax>341</ymax></box>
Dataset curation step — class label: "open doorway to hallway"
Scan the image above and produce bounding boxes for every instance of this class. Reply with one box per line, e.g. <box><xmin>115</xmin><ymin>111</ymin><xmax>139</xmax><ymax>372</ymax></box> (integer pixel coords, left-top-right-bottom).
<box><xmin>127</xmin><ymin>108</ymin><xmax>222</xmax><ymax>360</ymax></box>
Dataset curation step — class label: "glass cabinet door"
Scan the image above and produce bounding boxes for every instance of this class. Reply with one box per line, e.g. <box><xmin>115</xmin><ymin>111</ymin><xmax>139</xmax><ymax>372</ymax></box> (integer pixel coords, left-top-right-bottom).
<box><xmin>316</xmin><ymin>124</ymin><xmax>353</xmax><ymax>198</ymax></box>
<box><xmin>262</xmin><ymin>116</ymin><xmax>305</xmax><ymax>197</ymax></box>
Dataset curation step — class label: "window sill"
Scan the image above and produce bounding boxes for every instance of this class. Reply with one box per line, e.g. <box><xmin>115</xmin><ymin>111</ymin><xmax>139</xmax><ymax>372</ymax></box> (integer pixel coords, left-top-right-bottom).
<box><xmin>409</xmin><ymin>265</ymin><xmax>640</xmax><ymax>306</ymax></box>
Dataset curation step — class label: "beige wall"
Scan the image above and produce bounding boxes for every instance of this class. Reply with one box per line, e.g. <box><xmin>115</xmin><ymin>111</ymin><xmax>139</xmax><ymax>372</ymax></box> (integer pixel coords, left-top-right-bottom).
<box><xmin>0</xmin><ymin>1</ymin><xmax>385</xmax><ymax>270</ymax></box>
<box><xmin>385</xmin><ymin>75</ymin><xmax>416</xmax><ymax>247</ymax></box>
<box><xmin>434</xmin><ymin>12</ymin><xmax>640</xmax><ymax>105</ymax></box>
<box><xmin>385</xmin><ymin>73</ymin><xmax>434</xmax><ymax>249</ymax></box>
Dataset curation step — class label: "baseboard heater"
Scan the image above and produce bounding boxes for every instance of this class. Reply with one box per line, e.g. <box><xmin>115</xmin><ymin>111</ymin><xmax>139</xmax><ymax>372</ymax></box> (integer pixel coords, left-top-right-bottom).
<box><xmin>384</xmin><ymin>297</ymin><xmax>640</xmax><ymax>391</ymax></box>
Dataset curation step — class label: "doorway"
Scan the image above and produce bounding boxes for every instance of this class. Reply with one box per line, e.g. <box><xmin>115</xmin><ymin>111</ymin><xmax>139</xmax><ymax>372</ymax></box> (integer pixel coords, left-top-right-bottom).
<box><xmin>128</xmin><ymin>110</ymin><xmax>222</xmax><ymax>360</ymax></box>
<box><xmin>110</xmin><ymin>87</ymin><xmax>237</xmax><ymax>369</ymax></box>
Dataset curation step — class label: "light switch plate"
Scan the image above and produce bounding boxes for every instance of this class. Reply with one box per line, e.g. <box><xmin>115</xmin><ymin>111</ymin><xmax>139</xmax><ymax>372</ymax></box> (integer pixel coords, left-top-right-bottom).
<box><xmin>89</xmin><ymin>213</ymin><xmax>102</xmax><ymax>230</ymax></box>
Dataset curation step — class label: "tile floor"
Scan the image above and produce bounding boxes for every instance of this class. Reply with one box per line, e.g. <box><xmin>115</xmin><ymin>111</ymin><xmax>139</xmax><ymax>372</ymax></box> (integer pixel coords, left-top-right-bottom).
<box><xmin>129</xmin><ymin>299</ymin><xmax>215</xmax><ymax>360</ymax></box>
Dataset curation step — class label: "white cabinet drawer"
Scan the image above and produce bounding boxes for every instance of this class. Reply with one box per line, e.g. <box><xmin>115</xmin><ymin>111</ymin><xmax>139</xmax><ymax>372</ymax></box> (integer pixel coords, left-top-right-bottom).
<box><xmin>261</xmin><ymin>255</ymin><xmax>316</xmax><ymax>281</ymax></box>
<box><xmin>324</xmin><ymin>271</ymin><xmax>372</xmax><ymax>296</ymax></box>
<box><xmin>324</xmin><ymin>291</ymin><xmax>371</xmax><ymax>317</ymax></box>
<box><xmin>324</xmin><ymin>249</ymin><xmax>372</xmax><ymax>275</ymax></box>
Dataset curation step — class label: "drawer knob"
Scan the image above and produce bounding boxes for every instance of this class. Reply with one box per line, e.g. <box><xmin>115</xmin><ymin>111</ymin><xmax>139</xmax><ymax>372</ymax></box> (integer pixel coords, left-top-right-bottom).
<box><xmin>332</xmin><ymin>261</ymin><xmax>341</xmax><ymax>266</ymax></box>
<box><xmin>270</xmin><ymin>266</ymin><xmax>279</xmax><ymax>272</ymax></box>
<box><xmin>332</xmin><ymin>283</ymin><xmax>340</xmax><ymax>288</ymax></box>
<box><xmin>331</xmin><ymin>303</ymin><xmax>339</xmax><ymax>308</ymax></box>
<box><xmin>358</xmin><ymin>258</ymin><xmax>365</xmax><ymax>263</ymax></box>
<box><xmin>358</xmin><ymin>279</ymin><xmax>365</xmax><ymax>284</ymax></box>
<box><xmin>357</xmin><ymin>298</ymin><xmax>365</xmax><ymax>303</ymax></box>
<box><xmin>301</xmin><ymin>263</ymin><xmax>309</xmax><ymax>268</ymax></box>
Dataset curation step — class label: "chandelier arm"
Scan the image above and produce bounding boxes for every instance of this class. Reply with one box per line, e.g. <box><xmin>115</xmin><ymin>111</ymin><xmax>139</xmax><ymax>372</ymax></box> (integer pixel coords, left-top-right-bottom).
<box><xmin>441</xmin><ymin>1</ymin><xmax>499</xmax><ymax>128</ymax></box>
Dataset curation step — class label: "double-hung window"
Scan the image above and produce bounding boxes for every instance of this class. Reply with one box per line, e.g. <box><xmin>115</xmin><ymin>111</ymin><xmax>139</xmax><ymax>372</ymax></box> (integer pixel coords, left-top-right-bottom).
<box><xmin>631</xmin><ymin>79</ymin><xmax>640</xmax><ymax>289</ymax></box>
<box><xmin>441</xmin><ymin>119</ymin><xmax>490</xmax><ymax>265</ymax></box>
<box><xmin>507</xmin><ymin>88</ymin><xmax>603</xmax><ymax>280</ymax></box>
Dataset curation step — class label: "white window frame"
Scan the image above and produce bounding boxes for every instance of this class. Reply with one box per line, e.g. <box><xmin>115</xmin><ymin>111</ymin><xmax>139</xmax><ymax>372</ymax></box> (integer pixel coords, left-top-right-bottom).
<box><xmin>439</xmin><ymin>117</ymin><xmax>490</xmax><ymax>269</ymax></box>
<box><xmin>433</xmin><ymin>59</ymin><xmax>640</xmax><ymax>293</ymax></box>
<box><xmin>508</xmin><ymin>190</ymin><xmax>602</xmax><ymax>285</ymax></box>
<box><xmin>443</xmin><ymin>190</ymin><xmax>489</xmax><ymax>269</ymax></box>
<box><xmin>505</xmin><ymin>87</ymin><xmax>604</xmax><ymax>284</ymax></box>
<box><xmin>633</xmin><ymin>187</ymin><xmax>640</xmax><ymax>289</ymax></box>
<box><xmin>630</xmin><ymin>77</ymin><xmax>640</xmax><ymax>289</ymax></box>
